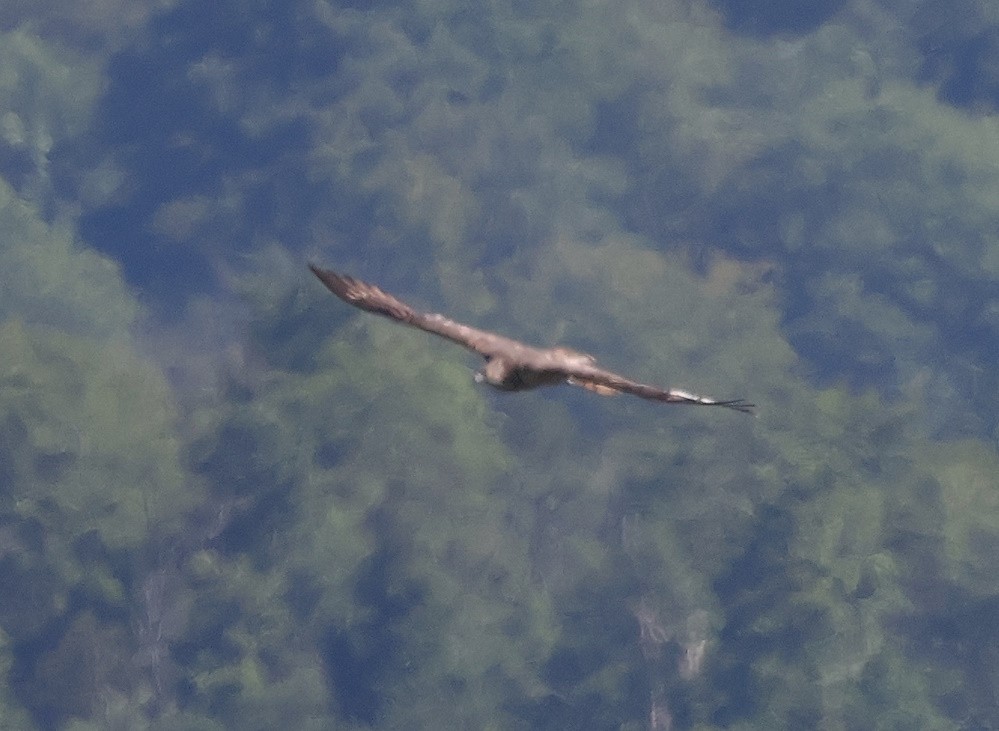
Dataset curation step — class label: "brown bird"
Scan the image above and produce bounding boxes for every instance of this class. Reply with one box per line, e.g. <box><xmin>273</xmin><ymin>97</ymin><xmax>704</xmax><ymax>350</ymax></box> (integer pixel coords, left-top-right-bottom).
<box><xmin>309</xmin><ymin>264</ymin><xmax>754</xmax><ymax>414</ymax></box>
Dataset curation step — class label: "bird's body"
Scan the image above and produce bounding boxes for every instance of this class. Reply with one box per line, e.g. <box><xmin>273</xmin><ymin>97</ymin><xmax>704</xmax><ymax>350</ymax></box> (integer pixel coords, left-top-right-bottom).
<box><xmin>309</xmin><ymin>264</ymin><xmax>754</xmax><ymax>414</ymax></box>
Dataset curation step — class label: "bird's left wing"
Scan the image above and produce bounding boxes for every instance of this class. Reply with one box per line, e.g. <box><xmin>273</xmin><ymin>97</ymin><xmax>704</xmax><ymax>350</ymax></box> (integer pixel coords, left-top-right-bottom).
<box><xmin>309</xmin><ymin>264</ymin><xmax>530</xmax><ymax>359</ymax></box>
<box><xmin>562</xmin><ymin>361</ymin><xmax>755</xmax><ymax>414</ymax></box>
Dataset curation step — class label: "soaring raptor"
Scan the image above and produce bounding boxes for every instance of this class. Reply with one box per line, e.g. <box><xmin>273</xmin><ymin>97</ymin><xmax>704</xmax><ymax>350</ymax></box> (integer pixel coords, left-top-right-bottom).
<box><xmin>309</xmin><ymin>264</ymin><xmax>754</xmax><ymax>414</ymax></box>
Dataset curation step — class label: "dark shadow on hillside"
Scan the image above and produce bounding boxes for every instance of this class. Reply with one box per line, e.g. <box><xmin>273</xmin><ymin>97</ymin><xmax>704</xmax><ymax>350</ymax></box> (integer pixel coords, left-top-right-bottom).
<box><xmin>64</xmin><ymin>0</ymin><xmax>343</xmax><ymax>315</ymax></box>
<box><xmin>710</xmin><ymin>0</ymin><xmax>847</xmax><ymax>37</ymax></box>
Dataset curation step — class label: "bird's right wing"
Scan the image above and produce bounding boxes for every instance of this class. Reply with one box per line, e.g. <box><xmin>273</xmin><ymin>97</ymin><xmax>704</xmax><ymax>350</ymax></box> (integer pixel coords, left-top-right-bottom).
<box><xmin>309</xmin><ymin>264</ymin><xmax>528</xmax><ymax>358</ymax></box>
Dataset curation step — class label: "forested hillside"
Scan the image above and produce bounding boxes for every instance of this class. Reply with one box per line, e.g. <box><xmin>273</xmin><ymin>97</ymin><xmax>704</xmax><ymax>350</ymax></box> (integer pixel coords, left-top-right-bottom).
<box><xmin>1</xmin><ymin>0</ymin><xmax>998</xmax><ymax>728</ymax></box>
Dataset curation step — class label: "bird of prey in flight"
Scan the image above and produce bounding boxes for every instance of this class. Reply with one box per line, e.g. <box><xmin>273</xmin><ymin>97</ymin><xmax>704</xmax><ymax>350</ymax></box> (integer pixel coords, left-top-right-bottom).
<box><xmin>309</xmin><ymin>264</ymin><xmax>754</xmax><ymax>414</ymax></box>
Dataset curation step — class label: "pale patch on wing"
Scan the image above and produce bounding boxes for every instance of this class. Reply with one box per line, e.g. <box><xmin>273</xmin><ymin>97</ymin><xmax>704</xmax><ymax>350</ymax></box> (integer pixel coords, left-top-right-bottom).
<box><xmin>567</xmin><ymin>377</ymin><xmax>621</xmax><ymax>396</ymax></box>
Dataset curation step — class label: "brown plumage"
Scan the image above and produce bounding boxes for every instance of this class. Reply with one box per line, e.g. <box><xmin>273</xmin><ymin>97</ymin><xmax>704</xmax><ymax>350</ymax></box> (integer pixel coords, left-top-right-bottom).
<box><xmin>309</xmin><ymin>264</ymin><xmax>754</xmax><ymax>414</ymax></box>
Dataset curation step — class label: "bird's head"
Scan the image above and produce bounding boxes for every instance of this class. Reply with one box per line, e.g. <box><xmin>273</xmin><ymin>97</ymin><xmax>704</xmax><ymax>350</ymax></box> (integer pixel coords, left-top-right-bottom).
<box><xmin>475</xmin><ymin>358</ymin><xmax>516</xmax><ymax>390</ymax></box>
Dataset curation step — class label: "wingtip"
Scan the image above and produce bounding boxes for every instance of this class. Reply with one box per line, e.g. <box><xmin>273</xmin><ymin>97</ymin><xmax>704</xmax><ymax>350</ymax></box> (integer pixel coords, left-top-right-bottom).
<box><xmin>717</xmin><ymin>399</ymin><xmax>755</xmax><ymax>415</ymax></box>
<box><xmin>309</xmin><ymin>263</ymin><xmax>348</xmax><ymax>292</ymax></box>
<box><xmin>669</xmin><ymin>389</ymin><xmax>755</xmax><ymax>414</ymax></box>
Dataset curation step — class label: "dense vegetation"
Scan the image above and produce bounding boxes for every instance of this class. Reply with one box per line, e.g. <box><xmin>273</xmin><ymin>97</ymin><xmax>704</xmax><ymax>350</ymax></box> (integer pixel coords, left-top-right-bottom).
<box><xmin>2</xmin><ymin>0</ymin><xmax>999</xmax><ymax>727</ymax></box>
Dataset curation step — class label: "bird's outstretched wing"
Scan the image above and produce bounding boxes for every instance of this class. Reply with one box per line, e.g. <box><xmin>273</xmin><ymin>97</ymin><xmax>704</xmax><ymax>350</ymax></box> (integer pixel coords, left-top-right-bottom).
<box><xmin>565</xmin><ymin>363</ymin><xmax>755</xmax><ymax>414</ymax></box>
<box><xmin>309</xmin><ymin>264</ymin><xmax>530</xmax><ymax>359</ymax></box>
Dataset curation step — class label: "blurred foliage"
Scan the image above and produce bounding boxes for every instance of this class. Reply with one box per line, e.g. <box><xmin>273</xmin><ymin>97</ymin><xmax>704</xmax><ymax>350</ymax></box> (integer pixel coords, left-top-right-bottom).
<box><xmin>1</xmin><ymin>0</ymin><xmax>999</xmax><ymax>729</ymax></box>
